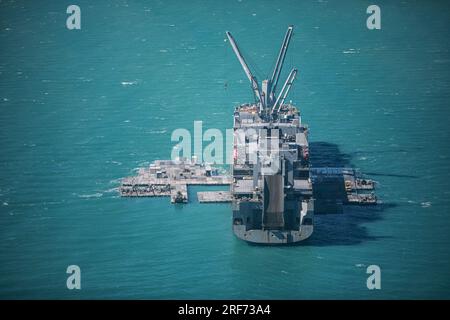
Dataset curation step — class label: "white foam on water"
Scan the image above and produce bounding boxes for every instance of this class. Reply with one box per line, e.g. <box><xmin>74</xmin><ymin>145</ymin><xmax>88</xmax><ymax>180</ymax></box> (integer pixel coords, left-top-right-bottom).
<box><xmin>121</xmin><ymin>81</ymin><xmax>138</xmax><ymax>86</ymax></box>
<box><xmin>78</xmin><ymin>193</ymin><xmax>103</xmax><ymax>199</ymax></box>
<box><xmin>421</xmin><ymin>202</ymin><xmax>432</xmax><ymax>208</ymax></box>
<box><xmin>343</xmin><ymin>48</ymin><xmax>359</xmax><ymax>54</ymax></box>
<box><xmin>104</xmin><ymin>187</ymin><xmax>119</xmax><ymax>193</ymax></box>
<box><xmin>148</xmin><ymin>129</ymin><xmax>167</xmax><ymax>134</ymax></box>
<box><xmin>109</xmin><ymin>178</ymin><xmax>122</xmax><ymax>185</ymax></box>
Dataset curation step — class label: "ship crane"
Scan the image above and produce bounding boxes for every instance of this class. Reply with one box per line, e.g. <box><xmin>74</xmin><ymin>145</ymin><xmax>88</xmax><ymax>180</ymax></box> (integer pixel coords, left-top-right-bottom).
<box><xmin>269</xmin><ymin>25</ymin><xmax>294</xmax><ymax>106</ymax></box>
<box><xmin>272</xmin><ymin>68</ymin><xmax>298</xmax><ymax>114</ymax></box>
<box><xmin>226</xmin><ymin>25</ymin><xmax>298</xmax><ymax>117</ymax></box>
<box><xmin>226</xmin><ymin>31</ymin><xmax>264</xmax><ymax>112</ymax></box>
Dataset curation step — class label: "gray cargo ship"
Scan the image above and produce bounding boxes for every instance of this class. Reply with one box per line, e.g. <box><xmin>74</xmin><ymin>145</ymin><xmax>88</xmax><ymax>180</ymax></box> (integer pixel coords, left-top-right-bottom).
<box><xmin>226</xmin><ymin>26</ymin><xmax>314</xmax><ymax>244</ymax></box>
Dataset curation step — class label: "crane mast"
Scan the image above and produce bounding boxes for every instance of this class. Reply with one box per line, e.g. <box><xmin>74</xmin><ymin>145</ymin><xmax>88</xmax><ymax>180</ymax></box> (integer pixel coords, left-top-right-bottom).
<box><xmin>226</xmin><ymin>31</ymin><xmax>263</xmax><ymax>111</ymax></box>
<box><xmin>269</xmin><ymin>25</ymin><xmax>294</xmax><ymax>105</ymax></box>
<box><xmin>272</xmin><ymin>68</ymin><xmax>298</xmax><ymax>114</ymax></box>
<box><xmin>226</xmin><ymin>26</ymin><xmax>298</xmax><ymax>116</ymax></box>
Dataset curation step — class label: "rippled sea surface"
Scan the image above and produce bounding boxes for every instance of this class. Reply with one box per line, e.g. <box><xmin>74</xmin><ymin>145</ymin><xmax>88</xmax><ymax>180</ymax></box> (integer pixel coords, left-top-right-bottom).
<box><xmin>0</xmin><ymin>0</ymin><xmax>449</xmax><ymax>299</ymax></box>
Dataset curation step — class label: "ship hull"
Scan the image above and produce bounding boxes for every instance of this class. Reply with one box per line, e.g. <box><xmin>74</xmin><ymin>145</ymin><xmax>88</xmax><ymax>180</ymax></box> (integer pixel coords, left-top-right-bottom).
<box><xmin>232</xmin><ymin>198</ymin><xmax>314</xmax><ymax>244</ymax></box>
<box><xmin>227</xmin><ymin>26</ymin><xmax>315</xmax><ymax>244</ymax></box>
<box><xmin>230</xmin><ymin>104</ymin><xmax>314</xmax><ymax>245</ymax></box>
<box><xmin>233</xmin><ymin>225</ymin><xmax>313</xmax><ymax>244</ymax></box>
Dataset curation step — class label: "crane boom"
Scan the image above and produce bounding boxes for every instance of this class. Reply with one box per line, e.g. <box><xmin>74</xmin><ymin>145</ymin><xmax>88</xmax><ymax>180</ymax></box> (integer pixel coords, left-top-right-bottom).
<box><xmin>269</xmin><ymin>25</ymin><xmax>294</xmax><ymax>102</ymax></box>
<box><xmin>226</xmin><ymin>31</ymin><xmax>263</xmax><ymax>110</ymax></box>
<box><xmin>272</xmin><ymin>68</ymin><xmax>298</xmax><ymax>114</ymax></box>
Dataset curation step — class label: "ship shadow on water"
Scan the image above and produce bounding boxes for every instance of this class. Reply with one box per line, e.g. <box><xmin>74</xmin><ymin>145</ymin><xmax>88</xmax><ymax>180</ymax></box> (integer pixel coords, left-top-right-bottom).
<box><xmin>301</xmin><ymin>141</ymin><xmax>395</xmax><ymax>246</ymax></box>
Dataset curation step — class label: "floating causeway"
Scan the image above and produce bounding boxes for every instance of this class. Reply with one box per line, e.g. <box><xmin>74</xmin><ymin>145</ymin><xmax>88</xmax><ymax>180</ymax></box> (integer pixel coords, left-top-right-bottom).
<box><xmin>120</xmin><ymin>159</ymin><xmax>231</xmax><ymax>204</ymax></box>
<box><xmin>120</xmin><ymin>161</ymin><xmax>377</xmax><ymax>206</ymax></box>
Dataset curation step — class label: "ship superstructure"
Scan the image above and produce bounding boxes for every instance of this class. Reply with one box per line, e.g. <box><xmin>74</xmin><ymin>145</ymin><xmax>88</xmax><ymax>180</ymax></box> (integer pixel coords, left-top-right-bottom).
<box><xmin>227</xmin><ymin>26</ymin><xmax>314</xmax><ymax>244</ymax></box>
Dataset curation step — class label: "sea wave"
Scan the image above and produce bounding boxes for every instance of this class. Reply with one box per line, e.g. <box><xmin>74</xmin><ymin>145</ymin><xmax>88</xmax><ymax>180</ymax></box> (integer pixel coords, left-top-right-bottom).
<box><xmin>78</xmin><ymin>193</ymin><xmax>103</xmax><ymax>199</ymax></box>
<box><xmin>121</xmin><ymin>81</ymin><xmax>138</xmax><ymax>86</ymax></box>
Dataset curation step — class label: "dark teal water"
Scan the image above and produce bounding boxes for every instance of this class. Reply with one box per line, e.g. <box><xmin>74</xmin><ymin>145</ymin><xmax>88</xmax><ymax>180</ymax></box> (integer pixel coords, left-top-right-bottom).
<box><xmin>0</xmin><ymin>0</ymin><xmax>449</xmax><ymax>299</ymax></box>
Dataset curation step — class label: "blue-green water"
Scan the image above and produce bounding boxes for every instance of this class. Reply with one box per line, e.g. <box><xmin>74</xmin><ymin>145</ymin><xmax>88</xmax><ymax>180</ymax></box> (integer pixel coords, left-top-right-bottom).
<box><xmin>1</xmin><ymin>0</ymin><xmax>449</xmax><ymax>299</ymax></box>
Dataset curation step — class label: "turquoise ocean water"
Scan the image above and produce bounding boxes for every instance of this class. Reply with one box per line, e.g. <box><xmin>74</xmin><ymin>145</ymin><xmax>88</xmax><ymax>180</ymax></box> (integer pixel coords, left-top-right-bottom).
<box><xmin>0</xmin><ymin>0</ymin><xmax>449</xmax><ymax>299</ymax></box>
